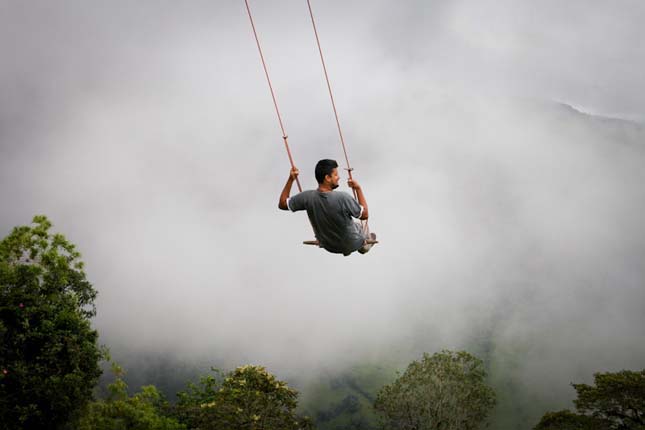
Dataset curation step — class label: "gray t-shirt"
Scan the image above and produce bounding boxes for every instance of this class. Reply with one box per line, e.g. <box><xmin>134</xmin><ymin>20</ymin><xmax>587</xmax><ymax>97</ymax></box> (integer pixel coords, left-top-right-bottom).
<box><xmin>288</xmin><ymin>190</ymin><xmax>365</xmax><ymax>255</ymax></box>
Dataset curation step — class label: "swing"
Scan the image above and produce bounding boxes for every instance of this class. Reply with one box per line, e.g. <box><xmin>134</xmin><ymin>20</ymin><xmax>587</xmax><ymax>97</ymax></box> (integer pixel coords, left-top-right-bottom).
<box><xmin>245</xmin><ymin>0</ymin><xmax>378</xmax><ymax>249</ymax></box>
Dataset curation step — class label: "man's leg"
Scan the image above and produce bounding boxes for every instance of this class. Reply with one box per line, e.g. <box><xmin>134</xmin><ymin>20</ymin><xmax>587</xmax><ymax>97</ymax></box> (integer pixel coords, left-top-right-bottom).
<box><xmin>357</xmin><ymin>222</ymin><xmax>376</xmax><ymax>254</ymax></box>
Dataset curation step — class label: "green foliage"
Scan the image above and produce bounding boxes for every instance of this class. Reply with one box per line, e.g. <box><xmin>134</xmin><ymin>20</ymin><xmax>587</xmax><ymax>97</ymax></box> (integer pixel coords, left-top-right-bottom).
<box><xmin>173</xmin><ymin>365</ymin><xmax>314</xmax><ymax>430</ymax></box>
<box><xmin>574</xmin><ymin>370</ymin><xmax>645</xmax><ymax>429</ymax></box>
<box><xmin>76</xmin><ymin>362</ymin><xmax>185</xmax><ymax>430</ymax></box>
<box><xmin>374</xmin><ymin>350</ymin><xmax>496</xmax><ymax>430</ymax></box>
<box><xmin>0</xmin><ymin>215</ymin><xmax>103</xmax><ymax>430</ymax></box>
<box><xmin>533</xmin><ymin>369</ymin><xmax>645</xmax><ymax>430</ymax></box>
<box><xmin>532</xmin><ymin>410</ymin><xmax>609</xmax><ymax>430</ymax></box>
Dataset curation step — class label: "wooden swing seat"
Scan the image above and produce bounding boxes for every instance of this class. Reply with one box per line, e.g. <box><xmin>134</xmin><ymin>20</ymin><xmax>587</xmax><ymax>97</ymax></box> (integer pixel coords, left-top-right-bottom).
<box><xmin>303</xmin><ymin>239</ymin><xmax>379</xmax><ymax>246</ymax></box>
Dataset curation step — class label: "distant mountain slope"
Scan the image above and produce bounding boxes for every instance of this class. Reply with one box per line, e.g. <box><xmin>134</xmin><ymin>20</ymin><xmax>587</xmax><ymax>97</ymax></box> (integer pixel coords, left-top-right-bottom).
<box><xmin>298</xmin><ymin>364</ymin><xmax>398</xmax><ymax>430</ymax></box>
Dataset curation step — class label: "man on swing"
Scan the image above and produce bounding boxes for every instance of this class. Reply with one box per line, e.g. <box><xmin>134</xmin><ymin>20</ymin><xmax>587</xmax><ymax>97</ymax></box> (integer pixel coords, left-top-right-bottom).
<box><xmin>279</xmin><ymin>159</ymin><xmax>376</xmax><ymax>256</ymax></box>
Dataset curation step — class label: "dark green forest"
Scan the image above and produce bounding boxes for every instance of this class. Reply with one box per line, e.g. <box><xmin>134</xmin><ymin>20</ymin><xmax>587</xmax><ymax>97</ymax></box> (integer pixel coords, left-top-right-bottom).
<box><xmin>2</xmin><ymin>217</ymin><xmax>644</xmax><ymax>430</ymax></box>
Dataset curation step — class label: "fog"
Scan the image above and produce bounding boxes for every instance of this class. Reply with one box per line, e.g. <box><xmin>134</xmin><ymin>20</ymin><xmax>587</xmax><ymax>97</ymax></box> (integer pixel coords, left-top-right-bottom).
<box><xmin>2</xmin><ymin>0</ymin><xmax>644</xmax><ymax>425</ymax></box>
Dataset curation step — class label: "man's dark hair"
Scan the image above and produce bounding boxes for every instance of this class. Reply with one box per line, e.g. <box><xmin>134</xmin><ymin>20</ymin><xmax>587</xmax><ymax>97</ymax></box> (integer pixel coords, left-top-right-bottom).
<box><xmin>315</xmin><ymin>159</ymin><xmax>338</xmax><ymax>184</ymax></box>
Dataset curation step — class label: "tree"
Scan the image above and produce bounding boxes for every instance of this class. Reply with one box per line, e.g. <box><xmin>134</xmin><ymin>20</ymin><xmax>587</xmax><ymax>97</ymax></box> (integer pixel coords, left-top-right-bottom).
<box><xmin>374</xmin><ymin>350</ymin><xmax>496</xmax><ymax>430</ymax></box>
<box><xmin>534</xmin><ymin>370</ymin><xmax>645</xmax><ymax>430</ymax></box>
<box><xmin>173</xmin><ymin>365</ymin><xmax>314</xmax><ymax>430</ymax></box>
<box><xmin>533</xmin><ymin>410</ymin><xmax>609</xmax><ymax>430</ymax></box>
<box><xmin>574</xmin><ymin>370</ymin><xmax>645</xmax><ymax>429</ymax></box>
<box><xmin>76</xmin><ymin>362</ymin><xmax>185</xmax><ymax>430</ymax></box>
<box><xmin>0</xmin><ymin>216</ymin><xmax>103</xmax><ymax>429</ymax></box>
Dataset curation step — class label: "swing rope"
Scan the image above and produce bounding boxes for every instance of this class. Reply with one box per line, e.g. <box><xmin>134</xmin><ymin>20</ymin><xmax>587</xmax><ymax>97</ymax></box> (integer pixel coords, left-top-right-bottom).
<box><xmin>306</xmin><ymin>0</ymin><xmax>369</xmax><ymax>232</ymax></box>
<box><xmin>305</xmin><ymin>0</ymin><xmax>357</xmax><ymax>199</ymax></box>
<box><xmin>244</xmin><ymin>0</ymin><xmax>302</xmax><ymax>193</ymax></box>
<box><xmin>245</xmin><ymin>0</ymin><xmax>371</xmax><ymax>245</ymax></box>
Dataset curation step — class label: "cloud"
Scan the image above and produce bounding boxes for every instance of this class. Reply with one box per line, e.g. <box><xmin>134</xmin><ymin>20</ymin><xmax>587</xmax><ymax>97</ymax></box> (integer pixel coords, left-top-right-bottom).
<box><xmin>1</xmin><ymin>1</ymin><xmax>644</xmax><ymax>422</ymax></box>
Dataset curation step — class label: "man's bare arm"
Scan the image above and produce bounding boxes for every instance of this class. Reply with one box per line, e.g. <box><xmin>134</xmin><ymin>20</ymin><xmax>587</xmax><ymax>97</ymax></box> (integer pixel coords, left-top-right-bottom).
<box><xmin>278</xmin><ymin>168</ymin><xmax>299</xmax><ymax>210</ymax></box>
<box><xmin>347</xmin><ymin>179</ymin><xmax>369</xmax><ymax>220</ymax></box>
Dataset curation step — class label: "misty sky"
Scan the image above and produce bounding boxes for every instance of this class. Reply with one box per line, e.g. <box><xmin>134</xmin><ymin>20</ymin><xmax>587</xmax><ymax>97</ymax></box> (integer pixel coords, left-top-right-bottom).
<box><xmin>2</xmin><ymin>0</ymin><xmax>645</xmax><ymax>419</ymax></box>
